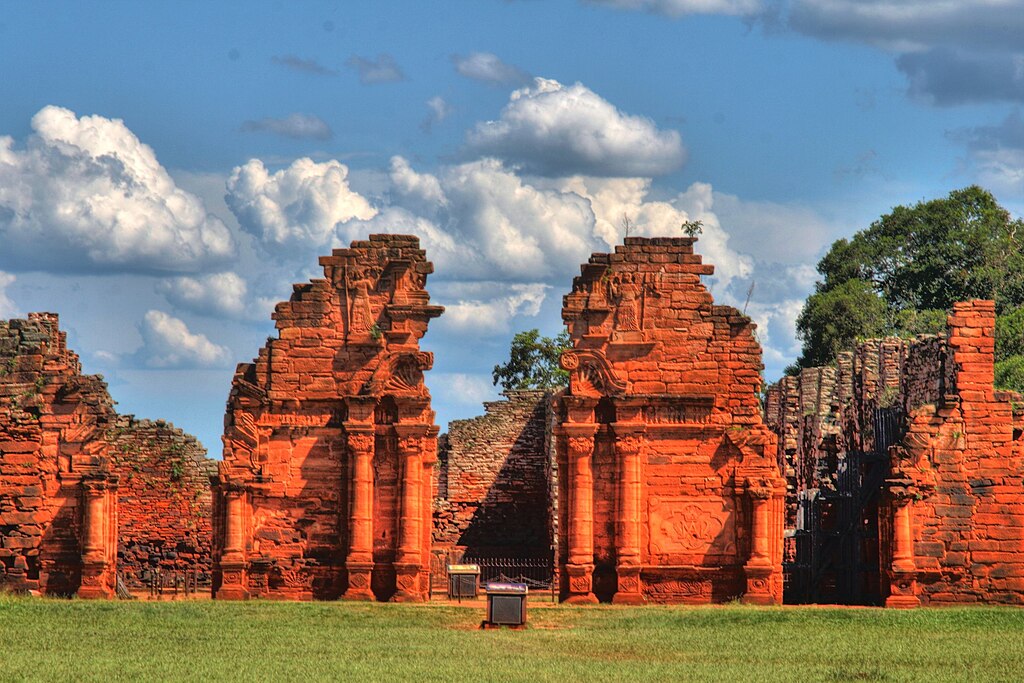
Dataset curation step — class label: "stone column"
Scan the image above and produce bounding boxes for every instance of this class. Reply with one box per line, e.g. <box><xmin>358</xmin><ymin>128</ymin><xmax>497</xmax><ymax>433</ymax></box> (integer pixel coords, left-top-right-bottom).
<box><xmin>419</xmin><ymin>429</ymin><xmax>439</xmax><ymax>597</ymax></box>
<box><xmin>564</xmin><ymin>423</ymin><xmax>599</xmax><ymax>604</ymax></box>
<box><xmin>343</xmin><ymin>425</ymin><xmax>376</xmax><ymax>600</ymax></box>
<box><xmin>742</xmin><ymin>477</ymin><xmax>775</xmax><ymax>605</ymax></box>
<box><xmin>217</xmin><ymin>484</ymin><xmax>249</xmax><ymax>600</ymax></box>
<box><xmin>78</xmin><ymin>478</ymin><xmax>113</xmax><ymax>599</ymax></box>
<box><xmin>885</xmin><ymin>493</ymin><xmax>920</xmax><ymax>608</ymax></box>
<box><xmin>612</xmin><ymin>424</ymin><xmax>645</xmax><ymax>604</ymax></box>
<box><xmin>394</xmin><ymin>424</ymin><xmax>428</xmax><ymax>602</ymax></box>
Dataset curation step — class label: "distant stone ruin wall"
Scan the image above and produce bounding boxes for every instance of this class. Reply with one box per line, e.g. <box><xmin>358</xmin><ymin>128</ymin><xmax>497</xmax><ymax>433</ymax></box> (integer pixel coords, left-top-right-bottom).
<box><xmin>433</xmin><ymin>390</ymin><xmax>554</xmax><ymax>562</ymax></box>
<box><xmin>108</xmin><ymin>417</ymin><xmax>216</xmax><ymax>588</ymax></box>
<box><xmin>766</xmin><ymin>300</ymin><xmax>1024</xmax><ymax>606</ymax></box>
<box><xmin>0</xmin><ymin>313</ymin><xmax>215</xmax><ymax>597</ymax></box>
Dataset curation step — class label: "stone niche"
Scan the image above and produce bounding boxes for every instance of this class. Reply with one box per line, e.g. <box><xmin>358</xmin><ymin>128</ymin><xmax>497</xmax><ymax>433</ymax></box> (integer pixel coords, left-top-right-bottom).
<box><xmin>213</xmin><ymin>234</ymin><xmax>443</xmax><ymax>602</ymax></box>
<box><xmin>556</xmin><ymin>237</ymin><xmax>785</xmax><ymax>605</ymax></box>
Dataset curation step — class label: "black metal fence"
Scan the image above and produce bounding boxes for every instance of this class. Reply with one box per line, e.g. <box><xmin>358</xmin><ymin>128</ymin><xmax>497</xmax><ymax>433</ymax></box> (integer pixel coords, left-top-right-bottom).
<box><xmin>436</xmin><ymin>557</ymin><xmax>558</xmax><ymax>602</ymax></box>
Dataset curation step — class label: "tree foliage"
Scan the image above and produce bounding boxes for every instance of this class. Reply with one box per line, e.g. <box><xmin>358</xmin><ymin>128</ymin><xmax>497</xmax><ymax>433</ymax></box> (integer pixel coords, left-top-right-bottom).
<box><xmin>491</xmin><ymin>329</ymin><xmax>571</xmax><ymax>391</ymax></box>
<box><xmin>795</xmin><ymin>187</ymin><xmax>1024</xmax><ymax>388</ymax></box>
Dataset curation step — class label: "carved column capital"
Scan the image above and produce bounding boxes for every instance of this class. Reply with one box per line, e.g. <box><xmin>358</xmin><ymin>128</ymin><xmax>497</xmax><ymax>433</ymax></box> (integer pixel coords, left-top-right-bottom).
<box><xmin>345</xmin><ymin>427</ymin><xmax>375</xmax><ymax>454</ymax></box>
<box><xmin>745</xmin><ymin>476</ymin><xmax>774</xmax><ymax>500</ymax></box>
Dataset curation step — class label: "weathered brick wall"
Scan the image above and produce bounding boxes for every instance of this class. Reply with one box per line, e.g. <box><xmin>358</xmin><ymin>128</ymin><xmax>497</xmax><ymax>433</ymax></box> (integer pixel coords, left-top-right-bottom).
<box><xmin>557</xmin><ymin>237</ymin><xmax>785</xmax><ymax>605</ymax></box>
<box><xmin>109</xmin><ymin>417</ymin><xmax>216</xmax><ymax>588</ymax></box>
<box><xmin>215</xmin><ymin>234</ymin><xmax>443</xmax><ymax>602</ymax></box>
<box><xmin>768</xmin><ymin>301</ymin><xmax>1024</xmax><ymax>606</ymax></box>
<box><xmin>433</xmin><ymin>390</ymin><xmax>554</xmax><ymax>561</ymax></box>
<box><xmin>1</xmin><ymin>313</ymin><xmax>215</xmax><ymax>597</ymax></box>
<box><xmin>0</xmin><ymin>314</ymin><xmax>118</xmax><ymax>596</ymax></box>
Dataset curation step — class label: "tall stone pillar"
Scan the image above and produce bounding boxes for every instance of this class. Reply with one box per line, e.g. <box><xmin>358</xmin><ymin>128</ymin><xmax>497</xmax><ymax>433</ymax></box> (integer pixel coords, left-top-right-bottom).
<box><xmin>78</xmin><ymin>477</ymin><xmax>115</xmax><ymax>599</ymax></box>
<box><xmin>217</xmin><ymin>484</ymin><xmax>249</xmax><ymax>600</ymax></box>
<box><xmin>343</xmin><ymin>425</ymin><xmax>376</xmax><ymax>600</ymax></box>
<box><xmin>394</xmin><ymin>424</ymin><xmax>428</xmax><ymax>602</ymax></box>
<box><xmin>419</xmin><ymin>428</ymin><xmax>438</xmax><ymax>597</ymax></box>
<box><xmin>742</xmin><ymin>477</ymin><xmax>775</xmax><ymax>605</ymax></box>
<box><xmin>612</xmin><ymin>423</ymin><xmax>645</xmax><ymax>604</ymax></box>
<box><xmin>564</xmin><ymin>423</ymin><xmax>599</xmax><ymax>604</ymax></box>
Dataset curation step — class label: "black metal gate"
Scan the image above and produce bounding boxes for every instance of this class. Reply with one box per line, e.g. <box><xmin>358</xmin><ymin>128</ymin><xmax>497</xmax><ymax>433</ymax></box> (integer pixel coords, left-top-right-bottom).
<box><xmin>784</xmin><ymin>408</ymin><xmax>901</xmax><ymax>604</ymax></box>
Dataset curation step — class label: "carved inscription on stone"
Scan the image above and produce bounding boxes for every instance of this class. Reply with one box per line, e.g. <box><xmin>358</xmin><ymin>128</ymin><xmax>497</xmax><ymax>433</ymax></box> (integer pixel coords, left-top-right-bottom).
<box><xmin>642</xmin><ymin>401</ymin><xmax>713</xmax><ymax>425</ymax></box>
<box><xmin>649</xmin><ymin>496</ymin><xmax>735</xmax><ymax>556</ymax></box>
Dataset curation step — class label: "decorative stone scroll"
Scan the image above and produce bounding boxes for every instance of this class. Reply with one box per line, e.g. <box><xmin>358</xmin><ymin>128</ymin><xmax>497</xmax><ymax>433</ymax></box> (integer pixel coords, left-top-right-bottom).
<box><xmin>213</xmin><ymin>235</ymin><xmax>443</xmax><ymax>602</ymax></box>
<box><xmin>556</xmin><ymin>237</ymin><xmax>784</xmax><ymax>604</ymax></box>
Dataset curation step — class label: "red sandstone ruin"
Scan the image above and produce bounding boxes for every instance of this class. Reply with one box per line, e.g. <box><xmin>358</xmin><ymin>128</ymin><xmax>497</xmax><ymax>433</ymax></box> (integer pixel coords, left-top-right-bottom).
<box><xmin>0</xmin><ymin>313</ymin><xmax>214</xmax><ymax>597</ymax></box>
<box><xmin>213</xmin><ymin>234</ymin><xmax>443</xmax><ymax>601</ymax></box>
<box><xmin>767</xmin><ymin>300</ymin><xmax>1024</xmax><ymax>606</ymax></box>
<box><xmin>556</xmin><ymin>237</ymin><xmax>786</xmax><ymax>604</ymax></box>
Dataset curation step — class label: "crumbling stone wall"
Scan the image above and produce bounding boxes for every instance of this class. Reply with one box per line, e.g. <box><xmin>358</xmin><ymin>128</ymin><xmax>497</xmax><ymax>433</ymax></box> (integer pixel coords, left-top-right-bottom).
<box><xmin>433</xmin><ymin>390</ymin><xmax>555</xmax><ymax>564</ymax></box>
<box><xmin>109</xmin><ymin>417</ymin><xmax>216</xmax><ymax>588</ymax></box>
<box><xmin>215</xmin><ymin>234</ymin><xmax>443</xmax><ymax>602</ymax></box>
<box><xmin>767</xmin><ymin>300</ymin><xmax>1024</xmax><ymax>606</ymax></box>
<box><xmin>0</xmin><ymin>313</ymin><xmax>119</xmax><ymax>597</ymax></box>
<box><xmin>0</xmin><ymin>313</ymin><xmax>217</xmax><ymax>597</ymax></box>
<box><xmin>556</xmin><ymin>237</ymin><xmax>785</xmax><ymax>605</ymax></box>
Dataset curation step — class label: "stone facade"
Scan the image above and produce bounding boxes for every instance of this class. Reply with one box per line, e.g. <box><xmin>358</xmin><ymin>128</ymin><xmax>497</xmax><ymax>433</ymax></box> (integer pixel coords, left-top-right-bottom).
<box><xmin>214</xmin><ymin>234</ymin><xmax>443</xmax><ymax>602</ymax></box>
<box><xmin>433</xmin><ymin>390</ymin><xmax>555</xmax><ymax>566</ymax></box>
<box><xmin>766</xmin><ymin>300</ymin><xmax>1024</xmax><ymax>606</ymax></box>
<box><xmin>556</xmin><ymin>237</ymin><xmax>785</xmax><ymax>605</ymax></box>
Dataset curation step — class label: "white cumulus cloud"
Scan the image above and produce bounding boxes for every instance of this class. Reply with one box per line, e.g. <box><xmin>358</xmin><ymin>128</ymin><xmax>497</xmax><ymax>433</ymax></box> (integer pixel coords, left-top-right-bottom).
<box><xmin>137</xmin><ymin>310</ymin><xmax>231</xmax><ymax>368</ymax></box>
<box><xmin>344</xmin><ymin>157</ymin><xmax>598</xmax><ymax>281</ymax></box>
<box><xmin>0</xmin><ymin>272</ymin><xmax>18</xmax><ymax>318</ymax></box>
<box><xmin>465</xmin><ymin>78</ymin><xmax>686</xmax><ymax>177</ymax></box>
<box><xmin>436</xmin><ymin>282</ymin><xmax>550</xmax><ymax>335</ymax></box>
<box><xmin>157</xmin><ymin>271</ymin><xmax>251</xmax><ymax>319</ymax></box>
<box><xmin>0</xmin><ymin>106</ymin><xmax>234</xmax><ymax>273</ymax></box>
<box><xmin>226</xmin><ymin>157</ymin><xmax>377</xmax><ymax>256</ymax></box>
<box><xmin>451</xmin><ymin>52</ymin><xmax>530</xmax><ymax>85</ymax></box>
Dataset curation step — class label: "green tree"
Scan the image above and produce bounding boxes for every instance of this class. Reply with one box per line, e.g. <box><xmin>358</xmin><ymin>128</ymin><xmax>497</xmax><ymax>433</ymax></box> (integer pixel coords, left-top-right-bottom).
<box><xmin>795</xmin><ymin>186</ymin><xmax>1024</xmax><ymax>373</ymax></box>
<box><xmin>795</xmin><ymin>279</ymin><xmax>889</xmax><ymax>367</ymax></box>
<box><xmin>491</xmin><ymin>329</ymin><xmax>572</xmax><ymax>391</ymax></box>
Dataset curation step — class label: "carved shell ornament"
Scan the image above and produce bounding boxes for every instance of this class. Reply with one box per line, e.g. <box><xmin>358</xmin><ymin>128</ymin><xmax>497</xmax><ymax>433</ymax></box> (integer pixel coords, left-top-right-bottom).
<box><xmin>560</xmin><ymin>349</ymin><xmax>627</xmax><ymax>397</ymax></box>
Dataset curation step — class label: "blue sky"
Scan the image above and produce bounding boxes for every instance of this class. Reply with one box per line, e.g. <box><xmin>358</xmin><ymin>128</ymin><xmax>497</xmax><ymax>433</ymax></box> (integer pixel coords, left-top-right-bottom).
<box><xmin>2</xmin><ymin>0</ymin><xmax>1024</xmax><ymax>454</ymax></box>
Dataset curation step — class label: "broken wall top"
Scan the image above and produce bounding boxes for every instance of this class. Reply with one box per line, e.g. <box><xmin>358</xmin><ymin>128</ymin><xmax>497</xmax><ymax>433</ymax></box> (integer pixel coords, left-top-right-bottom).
<box><xmin>222</xmin><ymin>234</ymin><xmax>444</xmax><ymax>479</ymax></box>
<box><xmin>560</xmin><ymin>237</ymin><xmax>765</xmax><ymax>427</ymax></box>
<box><xmin>233</xmin><ymin>234</ymin><xmax>443</xmax><ymax>411</ymax></box>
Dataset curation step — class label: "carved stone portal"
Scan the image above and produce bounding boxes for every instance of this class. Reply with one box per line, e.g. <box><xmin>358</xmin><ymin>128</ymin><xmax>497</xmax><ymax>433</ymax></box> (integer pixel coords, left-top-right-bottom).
<box><xmin>214</xmin><ymin>235</ymin><xmax>442</xmax><ymax>602</ymax></box>
<box><xmin>556</xmin><ymin>237</ymin><xmax>784</xmax><ymax>604</ymax></box>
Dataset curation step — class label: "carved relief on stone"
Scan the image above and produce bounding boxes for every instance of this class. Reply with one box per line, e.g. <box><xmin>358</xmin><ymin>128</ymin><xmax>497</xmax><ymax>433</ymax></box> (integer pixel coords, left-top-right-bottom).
<box><xmin>616</xmin><ymin>434</ymin><xmax>644</xmax><ymax>457</ymax></box>
<box><xmin>569</xmin><ymin>573</ymin><xmax>591</xmax><ymax>594</ymax></box>
<box><xmin>373</xmin><ymin>446</ymin><xmax>398</xmax><ymax>484</ymax></box>
<box><xmin>649</xmin><ymin>497</ymin><xmax>736</xmax><ymax>556</ymax></box>
<box><xmin>344</xmin><ymin>266</ymin><xmax>380</xmax><ymax>339</ymax></box>
<box><xmin>346</xmin><ymin>432</ymin><xmax>375</xmax><ymax>455</ymax></box>
<box><xmin>642</xmin><ymin>401</ymin><xmax>713</xmax><ymax>425</ymax></box>
<box><xmin>560</xmin><ymin>350</ymin><xmax>627</xmax><ymax>398</ymax></box>
<box><xmin>566</xmin><ymin>436</ymin><xmax>595</xmax><ymax>458</ymax></box>
<box><xmin>607</xmin><ymin>273</ymin><xmax>640</xmax><ymax>330</ymax></box>
<box><xmin>364</xmin><ymin>352</ymin><xmax>434</xmax><ymax>396</ymax></box>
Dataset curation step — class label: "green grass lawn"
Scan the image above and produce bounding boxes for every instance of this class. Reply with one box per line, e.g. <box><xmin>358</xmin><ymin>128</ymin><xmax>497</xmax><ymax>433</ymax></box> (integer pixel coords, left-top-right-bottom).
<box><xmin>1</xmin><ymin>596</ymin><xmax>1023</xmax><ymax>682</ymax></box>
